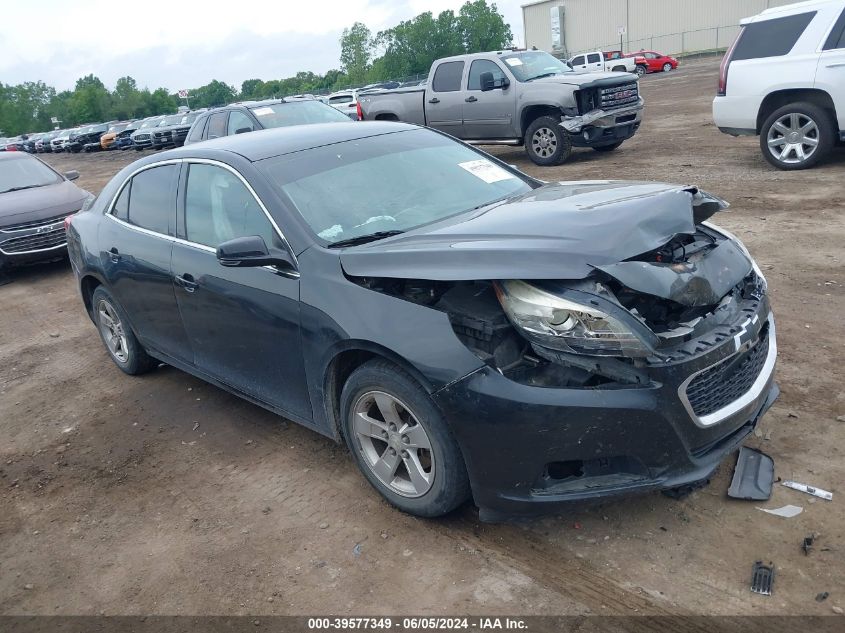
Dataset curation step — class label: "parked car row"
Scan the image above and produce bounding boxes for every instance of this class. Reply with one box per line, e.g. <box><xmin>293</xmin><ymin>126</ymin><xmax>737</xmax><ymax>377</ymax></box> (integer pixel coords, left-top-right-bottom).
<box><xmin>566</xmin><ymin>49</ymin><xmax>678</xmax><ymax>77</ymax></box>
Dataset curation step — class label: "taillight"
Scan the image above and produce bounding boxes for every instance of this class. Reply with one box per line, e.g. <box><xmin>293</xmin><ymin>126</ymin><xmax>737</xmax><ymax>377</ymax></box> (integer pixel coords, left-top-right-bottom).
<box><xmin>356</xmin><ymin>101</ymin><xmax>363</xmax><ymax>121</ymax></box>
<box><xmin>718</xmin><ymin>29</ymin><xmax>743</xmax><ymax>96</ymax></box>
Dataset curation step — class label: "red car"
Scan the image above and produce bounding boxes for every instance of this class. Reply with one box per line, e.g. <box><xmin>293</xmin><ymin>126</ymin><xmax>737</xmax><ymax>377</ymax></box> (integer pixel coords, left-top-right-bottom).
<box><xmin>626</xmin><ymin>51</ymin><xmax>679</xmax><ymax>76</ymax></box>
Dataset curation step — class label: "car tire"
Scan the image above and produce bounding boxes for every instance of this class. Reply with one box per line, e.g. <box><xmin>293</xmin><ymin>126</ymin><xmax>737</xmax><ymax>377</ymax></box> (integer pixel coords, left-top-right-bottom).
<box><xmin>525</xmin><ymin>115</ymin><xmax>573</xmax><ymax>166</ymax></box>
<box><xmin>662</xmin><ymin>63</ymin><xmax>673</xmax><ymax>72</ymax></box>
<box><xmin>759</xmin><ymin>102</ymin><xmax>835</xmax><ymax>170</ymax></box>
<box><xmin>91</xmin><ymin>287</ymin><xmax>157</xmax><ymax>375</ymax></box>
<box><xmin>593</xmin><ymin>141</ymin><xmax>623</xmax><ymax>152</ymax></box>
<box><xmin>635</xmin><ymin>64</ymin><xmax>647</xmax><ymax>77</ymax></box>
<box><xmin>340</xmin><ymin>359</ymin><xmax>471</xmax><ymax>517</ymax></box>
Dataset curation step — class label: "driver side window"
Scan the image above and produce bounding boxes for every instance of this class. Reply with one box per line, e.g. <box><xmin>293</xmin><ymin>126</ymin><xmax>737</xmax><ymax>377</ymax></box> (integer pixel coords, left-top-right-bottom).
<box><xmin>467</xmin><ymin>60</ymin><xmax>506</xmax><ymax>90</ymax></box>
<box><xmin>184</xmin><ymin>163</ymin><xmax>280</xmax><ymax>249</ymax></box>
<box><xmin>227</xmin><ymin>111</ymin><xmax>254</xmax><ymax>136</ymax></box>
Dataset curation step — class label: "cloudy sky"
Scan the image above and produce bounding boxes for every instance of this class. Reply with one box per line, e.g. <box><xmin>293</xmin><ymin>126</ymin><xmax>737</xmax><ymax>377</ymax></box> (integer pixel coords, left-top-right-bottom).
<box><xmin>0</xmin><ymin>0</ymin><xmax>526</xmax><ymax>92</ymax></box>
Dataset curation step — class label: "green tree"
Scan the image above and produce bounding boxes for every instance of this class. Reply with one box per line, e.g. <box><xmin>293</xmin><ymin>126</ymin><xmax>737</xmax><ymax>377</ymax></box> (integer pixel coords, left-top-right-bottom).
<box><xmin>241</xmin><ymin>78</ymin><xmax>266</xmax><ymax>100</ymax></box>
<box><xmin>112</xmin><ymin>76</ymin><xmax>143</xmax><ymax>119</ymax></box>
<box><xmin>340</xmin><ymin>22</ymin><xmax>373</xmax><ymax>85</ymax></box>
<box><xmin>458</xmin><ymin>0</ymin><xmax>513</xmax><ymax>53</ymax></box>
<box><xmin>68</xmin><ymin>74</ymin><xmax>112</xmax><ymax>124</ymax></box>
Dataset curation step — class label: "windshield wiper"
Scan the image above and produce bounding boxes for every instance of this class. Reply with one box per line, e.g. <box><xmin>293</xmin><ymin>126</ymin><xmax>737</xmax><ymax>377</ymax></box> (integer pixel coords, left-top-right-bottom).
<box><xmin>328</xmin><ymin>230</ymin><xmax>405</xmax><ymax>248</ymax></box>
<box><xmin>0</xmin><ymin>184</ymin><xmax>46</xmax><ymax>194</ymax></box>
<box><xmin>526</xmin><ymin>72</ymin><xmax>561</xmax><ymax>82</ymax></box>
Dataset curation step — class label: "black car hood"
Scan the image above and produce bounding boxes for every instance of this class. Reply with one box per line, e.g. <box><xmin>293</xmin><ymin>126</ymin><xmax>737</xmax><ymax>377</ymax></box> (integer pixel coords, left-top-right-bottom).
<box><xmin>339</xmin><ymin>181</ymin><xmax>729</xmax><ymax>282</ymax></box>
<box><xmin>0</xmin><ymin>180</ymin><xmax>89</xmax><ymax>226</ymax></box>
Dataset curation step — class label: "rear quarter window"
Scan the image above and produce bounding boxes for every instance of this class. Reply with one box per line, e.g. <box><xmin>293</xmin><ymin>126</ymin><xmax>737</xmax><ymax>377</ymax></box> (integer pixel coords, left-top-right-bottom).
<box><xmin>733</xmin><ymin>12</ymin><xmax>816</xmax><ymax>60</ymax></box>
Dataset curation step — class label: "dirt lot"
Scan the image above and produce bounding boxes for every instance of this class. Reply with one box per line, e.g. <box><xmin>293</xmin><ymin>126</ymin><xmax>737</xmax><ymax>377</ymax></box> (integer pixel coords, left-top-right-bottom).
<box><xmin>2</xmin><ymin>56</ymin><xmax>844</xmax><ymax>617</ymax></box>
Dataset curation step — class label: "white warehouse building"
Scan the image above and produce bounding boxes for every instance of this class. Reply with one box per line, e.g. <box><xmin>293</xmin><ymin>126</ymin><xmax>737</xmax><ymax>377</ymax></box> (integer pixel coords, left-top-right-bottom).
<box><xmin>521</xmin><ymin>0</ymin><xmax>801</xmax><ymax>58</ymax></box>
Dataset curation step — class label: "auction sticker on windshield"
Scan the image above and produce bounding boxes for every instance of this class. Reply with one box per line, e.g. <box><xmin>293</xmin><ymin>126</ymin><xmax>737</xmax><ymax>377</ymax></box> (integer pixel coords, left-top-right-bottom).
<box><xmin>504</xmin><ymin>57</ymin><xmax>523</xmax><ymax>66</ymax></box>
<box><xmin>458</xmin><ymin>159</ymin><xmax>515</xmax><ymax>183</ymax></box>
<box><xmin>252</xmin><ymin>107</ymin><xmax>274</xmax><ymax>116</ymax></box>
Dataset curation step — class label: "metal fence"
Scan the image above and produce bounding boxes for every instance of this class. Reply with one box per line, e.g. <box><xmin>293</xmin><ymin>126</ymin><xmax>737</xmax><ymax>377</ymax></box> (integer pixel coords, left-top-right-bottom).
<box><xmin>566</xmin><ymin>24</ymin><xmax>741</xmax><ymax>59</ymax></box>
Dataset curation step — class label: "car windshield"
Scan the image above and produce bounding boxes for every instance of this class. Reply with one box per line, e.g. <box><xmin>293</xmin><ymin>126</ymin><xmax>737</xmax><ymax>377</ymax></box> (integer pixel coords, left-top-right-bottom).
<box><xmin>249</xmin><ymin>101</ymin><xmax>351</xmax><ymax>128</ymax></box>
<box><xmin>500</xmin><ymin>51</ymin><xmax>573</xmax><ymax>81</ymax></box>
<box><xmin>108</xmin><ymin>124</ymin><xmax>126</xmax><ymax>133</ymax></box>
<box><xmin>259</xmin><ymin>128</ymin><xmax>533</xmax><ymax>245</ymax></box>
<box><xmin>162</xmin><ymin>115</ymin><xmax>185</xmax><ymax>125</ymax></box>
<box><xmin>140</xmin><ymin>119</ymin><xmax>161</xmax><ymax>129</ymax></box>
<box><xmin>0</xmin><ymin>156</ymin><xmax>62</xmax><ymax>193</ymax></box>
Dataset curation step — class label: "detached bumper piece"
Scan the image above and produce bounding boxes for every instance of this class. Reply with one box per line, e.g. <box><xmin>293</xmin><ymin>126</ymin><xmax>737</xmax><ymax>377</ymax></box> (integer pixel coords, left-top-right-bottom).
<box><xmin>727</xmin><ymin>447</ymin><xmax>774</xmax><ymax>501</ymax></box>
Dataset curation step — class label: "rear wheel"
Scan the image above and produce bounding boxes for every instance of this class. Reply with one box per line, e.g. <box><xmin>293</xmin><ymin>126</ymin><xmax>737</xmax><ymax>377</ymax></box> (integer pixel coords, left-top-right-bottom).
<box><xmin>92</xmin><ymin>287</ymin><xmax>157</xmax><ymax>375</ymax></box>
<box><xmin>759</xmin><ymin>102</ymin><xmax>835</xmax><ymax>170</ymax></box>
<box><xmin>525</xmin><ymin>115</ymin><xmax>572</xmax><ymax>166</ymax></box>
<box><xmin>340</xmin><ymin>360</ymin><xmax>470</xmax><ymax>517</ymax></box>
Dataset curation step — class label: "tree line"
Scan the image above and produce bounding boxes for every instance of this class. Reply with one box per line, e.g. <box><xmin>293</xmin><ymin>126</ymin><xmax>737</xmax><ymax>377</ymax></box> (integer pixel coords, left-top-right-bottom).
<box><xmin>0</xmin><ymin>0</ymin><xmax>511</xmax><ymax>136</ymax></box>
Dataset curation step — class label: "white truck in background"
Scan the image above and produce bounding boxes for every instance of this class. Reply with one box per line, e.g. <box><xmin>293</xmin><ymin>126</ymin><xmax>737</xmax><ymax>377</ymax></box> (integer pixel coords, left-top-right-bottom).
<box><xmin>568</xmin><ymin>51</ymin><xmax>638</xmax><ymax>74</ymax></box>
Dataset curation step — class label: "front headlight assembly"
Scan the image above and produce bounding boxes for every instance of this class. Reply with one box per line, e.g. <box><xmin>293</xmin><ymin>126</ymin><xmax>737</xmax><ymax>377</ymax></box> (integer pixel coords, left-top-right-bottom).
<box><xmin>494</xmin><ymin>280</ymin><xmax>653</xmax><ymax>358</ymax></box>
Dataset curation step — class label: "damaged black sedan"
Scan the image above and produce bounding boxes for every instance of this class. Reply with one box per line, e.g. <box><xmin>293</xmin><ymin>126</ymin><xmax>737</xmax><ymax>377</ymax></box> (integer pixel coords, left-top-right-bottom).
<box><xmin>66</xmin><ymin>122</ymin><xmax>777</xmax><ymax>519</ymax></box>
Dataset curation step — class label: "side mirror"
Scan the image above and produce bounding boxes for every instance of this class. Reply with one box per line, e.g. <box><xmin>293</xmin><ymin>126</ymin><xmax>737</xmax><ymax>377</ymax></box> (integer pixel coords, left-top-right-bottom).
<box><xmin>480</xmin><ymin>72</ymin><xmax>495</xmax><ymax>91</ymax></box>
<box><xmin>64</xmin><ymin>170</ymin><xmax>80</xmax><ymax>181</ymax></box>
<box><xmin>216</xmin><ymin>235</ymin><xmax>295</xmax><ymax>270</ymax></box>
<box><xmin>235</xmin><ymin>127</ymin><xmax>253</xmax><ymax>135</ymax></box>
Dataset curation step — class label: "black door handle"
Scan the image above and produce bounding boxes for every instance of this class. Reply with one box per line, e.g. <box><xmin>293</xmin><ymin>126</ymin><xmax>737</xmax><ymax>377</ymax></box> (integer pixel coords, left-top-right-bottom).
<box><xmin>428</xmin><ymin>98</ymin><xmax>440</xmax><ymax>104</ymax></box>
<box><xmin>108</xmin><ymin>247</ymin><xmax>121</xmax><ymax>263</ymax></box>
<box><xmin>175</xmin><ymin>273</ymin><xmax>198</xmax><ymax>293</ymax></box>
<box><xmin>465</xmin><ymin>96</ymin><xmax>477</xmax><ymax>103</ymax></box>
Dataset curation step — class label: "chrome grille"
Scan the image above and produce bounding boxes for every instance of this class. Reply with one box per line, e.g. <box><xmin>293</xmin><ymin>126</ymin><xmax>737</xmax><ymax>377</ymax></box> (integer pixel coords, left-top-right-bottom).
<box><xmin>599</xmin><ymin>82</ymin><xmax>639</xmax><ymax>110</ymax></box>
<box><xmin>685</xmin><ymin>327</ymin><xmax>770</xmax><ymax>418</ymax></box>
<box><xmin>1</xmin><ymin>213</ymin><xmax>72</xmax><ymax>233</ymax></box>
<box><xmin>0</xmin><ymin>228</ymin><xmax>66</xmax><ymax>254</ymax></box>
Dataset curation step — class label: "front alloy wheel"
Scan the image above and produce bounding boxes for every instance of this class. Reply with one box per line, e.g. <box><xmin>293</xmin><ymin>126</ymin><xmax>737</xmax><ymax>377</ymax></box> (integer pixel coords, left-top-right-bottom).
<box><xmin>760</xmin><ymin>102</ymin><xmax>834</xmax><ymax>170</ymax></box>
<box><xmin>340</xmin><ymin>359</ymin><xmax>470</xmax><ymax>517</ymax></box>
<box><xmin>662</xmin><ymin>62</ymin><xmax>673</xmax><ymax>72</ymax></box>
<box><xmin>635</xmin><ymin>65</ymin><xmax>647</xmax><ymax>77</ymax></box>
<box><xmin>352</xmin><ymin>391</ymin><xmax>434</xmax><ymax>497</ymax></box>
<box><xmin>525</xmin><ymin>115</ymin><xmax>572</xmax><ymax>166</ymax></box>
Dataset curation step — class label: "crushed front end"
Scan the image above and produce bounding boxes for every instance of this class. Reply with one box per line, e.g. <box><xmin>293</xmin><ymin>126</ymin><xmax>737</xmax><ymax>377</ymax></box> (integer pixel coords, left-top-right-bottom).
<box><xmin>433</xmin><ymin>216</ymin><xmax>777</xmax><ymax>519</ymax></box>
<box><xmin>343</xmin><ymin>183</ymin><xmax>778</xmax><ymax>520</ymax></box>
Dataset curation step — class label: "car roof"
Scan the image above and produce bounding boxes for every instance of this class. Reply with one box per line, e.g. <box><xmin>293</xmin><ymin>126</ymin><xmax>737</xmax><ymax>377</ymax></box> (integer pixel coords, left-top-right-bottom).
<box><xmin>0</xmin><ymin>150</ymin><xmax>36</xmax><ymax>161</ymax></box>
<box><xmin>165</xmin><ymin>121</ymin><xmax>418</xmax><ymax>162</ymax></box>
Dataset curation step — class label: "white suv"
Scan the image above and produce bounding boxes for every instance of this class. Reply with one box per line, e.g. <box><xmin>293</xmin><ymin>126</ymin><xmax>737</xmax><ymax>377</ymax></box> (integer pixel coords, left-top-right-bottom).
<box><xmin>713</xmin><ymin>0</ymin><xmax>845</xmax><ymax>169</ymax></box>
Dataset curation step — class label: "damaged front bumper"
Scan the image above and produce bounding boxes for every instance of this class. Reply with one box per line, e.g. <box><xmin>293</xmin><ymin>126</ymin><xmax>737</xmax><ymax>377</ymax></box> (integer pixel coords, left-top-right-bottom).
<box><xmin>562</xmin><ymin>98</ymin><xmax>644</xmax><ymax>147</ymax></box>
<box><xmin>433</xmin><ymin>301</ymin><xmax>778</xmax><ymax>521</ymax></box>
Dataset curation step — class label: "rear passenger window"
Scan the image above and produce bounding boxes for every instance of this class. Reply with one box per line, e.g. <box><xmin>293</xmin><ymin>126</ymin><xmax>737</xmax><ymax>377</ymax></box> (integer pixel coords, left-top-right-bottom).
<box><xmin>126</xmin><ymin>165</ymin><xmax>178</xmax><ymax>235</ymax></box>
<box><xmin>206</xmin><ymin>112</ymin><xmax>228</xmax><ymax>139</ymax></box>
<box><xmin>432</xmin><ymin>61</ymin><xmax>464</xmax><ymax>92</ymax></box>
<box><xmin>733</xmin><ymin>12</ymin><xmax>816</xmax><ymax>60</ymax></box>
<box><xmin>587</xmin><ymin>53</ymin><xmax>601</xmax><ymax>63</ymax></box>
<box><xmin>112</xmin><ymin>181</ymin><xmax>130</xmax><ymax>221</ymax></box>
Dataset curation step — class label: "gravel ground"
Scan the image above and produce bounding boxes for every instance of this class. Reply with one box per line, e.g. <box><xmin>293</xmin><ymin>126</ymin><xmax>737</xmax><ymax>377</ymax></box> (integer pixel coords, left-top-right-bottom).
<box><xmin>1</xmin><ymin>56</ymin><xmax>844</xmax><ymax>616</ymax></box>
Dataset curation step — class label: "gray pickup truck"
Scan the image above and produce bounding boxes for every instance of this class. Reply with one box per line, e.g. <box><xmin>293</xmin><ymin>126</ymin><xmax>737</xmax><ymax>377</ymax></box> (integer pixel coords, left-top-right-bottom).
<box><xmin>358</xmin><ymin>49</ymin><xmax>644</xmax><ymax>166</ymax></box>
